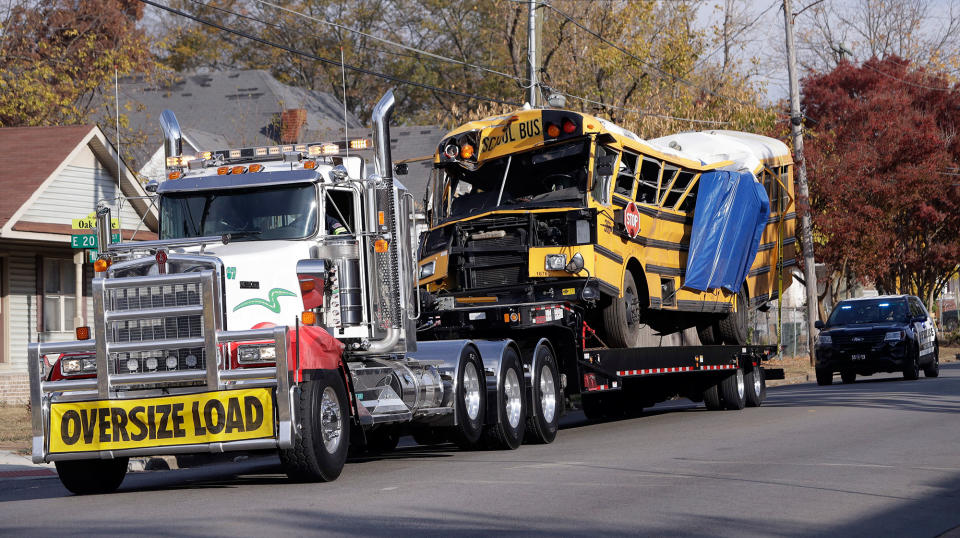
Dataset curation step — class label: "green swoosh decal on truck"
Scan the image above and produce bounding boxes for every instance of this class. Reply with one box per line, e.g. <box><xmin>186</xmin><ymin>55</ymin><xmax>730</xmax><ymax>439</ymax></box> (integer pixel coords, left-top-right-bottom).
<box><xmin>233</xmin><ymin>287</ymin><xmax>297</xmax><ymax>313</ymax></box>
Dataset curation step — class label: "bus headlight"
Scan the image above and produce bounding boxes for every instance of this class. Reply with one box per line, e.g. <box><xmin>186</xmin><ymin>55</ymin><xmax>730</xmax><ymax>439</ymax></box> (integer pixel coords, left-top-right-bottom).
<box><xmin>419</xmin><ymin>261</ymin><xmax>436</xmax><ymax>279</ymax></box>
<box><xmin>545</xmin><ymin>254</ymin><xmax>567</xmax><ymax>271</ymax></box>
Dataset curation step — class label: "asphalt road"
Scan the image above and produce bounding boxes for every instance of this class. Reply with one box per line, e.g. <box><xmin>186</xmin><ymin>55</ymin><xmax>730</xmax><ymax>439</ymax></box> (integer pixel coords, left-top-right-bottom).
<box><xmin>3</xmin><ymin>364</ymin><xmax>960</xmax><ymax>537</ymax></box>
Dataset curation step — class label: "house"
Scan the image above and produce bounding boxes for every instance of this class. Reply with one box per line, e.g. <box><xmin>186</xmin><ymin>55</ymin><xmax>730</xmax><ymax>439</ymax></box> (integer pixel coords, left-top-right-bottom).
<box><xmin>117</xmin><ymin>69</ymin><xmax>445</xmax><ymax>201</ymax></box>
<box><xmin>0</xmin><ymin>125</ymin><xmax>157</xmax><ymax>404</ymax></box>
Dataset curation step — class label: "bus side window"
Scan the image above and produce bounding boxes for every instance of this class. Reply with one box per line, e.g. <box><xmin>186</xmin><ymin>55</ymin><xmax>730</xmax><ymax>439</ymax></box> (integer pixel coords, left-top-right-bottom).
<box><xmin>664</xmin><ymin>168</ymin><xmax>696</xmax><ymax>208</ymax></box>
<box><xmin>658</xmin><ymin>165</ymin><xmax>679</xmax><ymax>206</ymax></box>
<box><xmin>614</xmin><ymin>152</ymin><xmax>639</xmax><ymax>198</ymax></box>
<box><xmin>592</xmin><ymin>145</ymin><xmax>618</xmax><ymax>205</ymax></box>
<box><xmin>636</xmin><ymin>157</ymin><xmax>661</xmax><ymax>205</ymax></box>
<box><xmin>676</xmin><ymin>173</ymin><xmax>701</xmax><ymax>213</ymax></box>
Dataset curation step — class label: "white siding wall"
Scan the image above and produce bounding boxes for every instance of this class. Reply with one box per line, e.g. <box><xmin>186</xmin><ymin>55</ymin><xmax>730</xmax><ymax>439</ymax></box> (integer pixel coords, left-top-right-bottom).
<box><xmin>22</xmin><ymin>159</ymin><xmax>143</xmax><ymax>230</ymax></box>
<box><xmin>1</xmin><ymin>246</ymin><xmax>83</xmax><ymax>373</ymax></box>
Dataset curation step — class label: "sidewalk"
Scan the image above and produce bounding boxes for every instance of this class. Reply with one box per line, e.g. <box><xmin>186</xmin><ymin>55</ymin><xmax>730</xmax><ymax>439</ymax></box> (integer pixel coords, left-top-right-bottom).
<box><xmin>0</xmin><ymin>449</ymin><xmax>56</xmax><ymax>480</ymax></box>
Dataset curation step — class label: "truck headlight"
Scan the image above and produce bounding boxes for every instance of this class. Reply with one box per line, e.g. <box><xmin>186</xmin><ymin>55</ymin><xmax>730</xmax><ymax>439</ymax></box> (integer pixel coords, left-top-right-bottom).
<box><xmin>61</xmin><ymin>358</ymin><xmax>82</xmax><ymax>374</ymax></box>
<box><xmin>59</xmin><ymin>355</ymin><xmax>97</xmax><ymax>376</ymax></box>
<box><xmin>884</xmin><ymin>330</ymin><xmax>904</xmax><ymax>342</ymax></box>
<box><xmin>544</xmin><ymin>254</ymin><xmax>567</xmax><ymax>271</ymax></box>
<box><xmin>419</xmin><ymin>260</ymin><xmax>436</xmax><ymax>279</ymax></box>
<box><xmin>817</xmin><ymin>334</ymin><xmax>832</xmax><ymax>345</ymax></box>
<box><xmin>238</xmin><ymin>344</ymin><xmax>277</xmax><ymax>364</ymax></box>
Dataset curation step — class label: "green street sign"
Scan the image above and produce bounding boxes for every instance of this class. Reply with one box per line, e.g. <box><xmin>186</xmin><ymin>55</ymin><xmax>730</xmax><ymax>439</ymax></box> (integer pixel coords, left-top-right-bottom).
<box><xmin>71</xmin><ymin>234</ymin><xmax>120</xmax><ymax>249</ymax></box>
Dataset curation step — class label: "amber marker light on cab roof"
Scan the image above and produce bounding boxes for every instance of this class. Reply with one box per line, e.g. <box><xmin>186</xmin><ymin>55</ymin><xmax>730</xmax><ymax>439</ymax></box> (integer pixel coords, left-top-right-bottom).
<box><xmin>217</xmin><ymin>166</ymin><xmax>229</xmax><ymax>175</ymax></box>
<box><xmin>231</xmin><ymin>166</ymin><xmax>246</xmax><ymax>175</ymax></box>
<box><xmin>75</xmin><ymin>326</ymin><xmax>90</xmax><ymax>340</ymax></box>
<box><xmin>248</xmin><ymin>164</ymin><xmax>263</xmax><ymax>172</ymax></box>
<box><xmin>94</xmin><ymin>258</ymin><xmax>110</xmax><ymax>272</ymax></box>
<box><xmin>168</xmin><ymin>171</ymin><xmax>182</xmax><ymax>180</ymax></box>
<box><xmin>303</xmin><ymin>160</ymin><xmax>317</xmax><ymax>169</ymax></box>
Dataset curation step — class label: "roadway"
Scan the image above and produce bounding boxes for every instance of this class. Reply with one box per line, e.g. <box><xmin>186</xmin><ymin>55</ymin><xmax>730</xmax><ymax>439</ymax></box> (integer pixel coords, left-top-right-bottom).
<box><xmin>2</xmin><ymin>364</ymin><xmax>960</xmax><ymax>537</ymax></box>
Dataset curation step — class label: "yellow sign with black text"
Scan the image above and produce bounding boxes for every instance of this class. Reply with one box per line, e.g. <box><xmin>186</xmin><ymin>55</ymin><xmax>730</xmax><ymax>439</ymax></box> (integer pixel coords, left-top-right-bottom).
<box><xmin>48</xmin><ymin>388</ymin><xmax>275</xmax><ymax>454</ymax></box>
<box><xmin>478</xmin><ymin>115</ymin><xmax>544</xmax><ymax>161</ymax></box>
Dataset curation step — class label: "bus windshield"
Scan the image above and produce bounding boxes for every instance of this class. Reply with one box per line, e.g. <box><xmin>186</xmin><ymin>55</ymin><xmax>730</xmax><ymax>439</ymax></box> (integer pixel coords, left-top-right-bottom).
<box><xmin>160</xmin><ymin>184</ymin><xmax>318</xmax><ymax>242</ymax></box>
<box><xmin>435</xmin><ymin>139</ymin><xmax>590</xmax><ymax>222</ymax></box>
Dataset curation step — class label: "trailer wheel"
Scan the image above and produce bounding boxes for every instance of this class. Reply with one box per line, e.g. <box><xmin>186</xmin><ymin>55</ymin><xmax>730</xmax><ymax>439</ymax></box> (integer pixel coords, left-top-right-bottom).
<box><xmin>448</xmin><ymin>350</ymin><xmax>486</xmax><ymax>449</ymax></box>
<box><xmin>55</xmin><ymin>457</ymin><xmax>128</xmax><ymax>495</ymax></box>
<box><xmin>525</xmin><ymin>346</ymin><xmax>560</xmax><ymax>444</ymax></box>
<box><xmin>280</xmin><ymin>370</ymin><xmax>350</xmax><ymax>482</ymax></box>
<box><xmin>703</xmin><ymin>384</ymin><xmax>723</xmax><ymax>410</ymax></box>
<box><xmin>483</xmin><ymin>349</ymin><xmax>526</xmax><ymax>450</ymax></box>
<box><xmin>720</xmin><ymin>369</ymin><xmax>747</xmax><ymax>410</ymax></box>
<box><xmin>718</xmin><ymin>287</ymin><xmax>748</xmax><ymax>345</ymax></box>
<box><xmin>603</xmin><ymin>271</ymin><xmax>643</xmax><ymax>348</ymax></box>
<box><xmin>745</xmin><ymin>367</ymin><xmax>766</xmax><ymax>407</ymax></box>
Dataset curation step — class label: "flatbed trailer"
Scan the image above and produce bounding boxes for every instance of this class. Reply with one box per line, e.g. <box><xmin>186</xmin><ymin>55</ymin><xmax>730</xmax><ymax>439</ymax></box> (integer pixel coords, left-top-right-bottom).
<box><xmin>420</xmin><ymin>298</ymin><xmax>784</xmax><ymax>419</ymax></box>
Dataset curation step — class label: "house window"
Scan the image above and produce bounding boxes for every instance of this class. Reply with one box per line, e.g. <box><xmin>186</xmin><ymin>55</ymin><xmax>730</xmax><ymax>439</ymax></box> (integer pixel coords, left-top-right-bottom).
<box><xmin>43</xmin><ymin>258</ymin><xmax>76</xmax><ymax>333</ymax></box>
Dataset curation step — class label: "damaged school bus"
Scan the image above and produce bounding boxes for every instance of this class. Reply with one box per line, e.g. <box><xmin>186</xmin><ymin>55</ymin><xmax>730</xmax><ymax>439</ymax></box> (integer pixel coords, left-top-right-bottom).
<box><xmin>417</xmin><ymin>109</ymin><xmax>796</xmax><ymax>347</ymax></box>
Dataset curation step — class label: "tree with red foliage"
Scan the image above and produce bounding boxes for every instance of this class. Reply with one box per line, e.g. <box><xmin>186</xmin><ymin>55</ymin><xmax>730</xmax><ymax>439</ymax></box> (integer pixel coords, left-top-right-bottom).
<box><xmin>802</xmin><ymin>56</ymin><xmax>960</xmax><ymax>313</ymax></box>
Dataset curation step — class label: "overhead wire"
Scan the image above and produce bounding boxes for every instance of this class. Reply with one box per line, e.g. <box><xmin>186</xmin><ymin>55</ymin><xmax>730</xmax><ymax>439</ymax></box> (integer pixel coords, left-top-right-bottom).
<box><xmin>138</xmin><ymin>0</ymin><xmax>524</xmax><ymax>107</ymax></box>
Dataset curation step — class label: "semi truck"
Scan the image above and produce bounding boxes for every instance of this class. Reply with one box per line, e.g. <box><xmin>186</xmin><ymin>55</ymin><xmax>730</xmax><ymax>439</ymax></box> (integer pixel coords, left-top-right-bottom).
<box><xmin>28</xmin><ymin>92</ymin><xmax>780</xmax><ymax>495</ymax></box>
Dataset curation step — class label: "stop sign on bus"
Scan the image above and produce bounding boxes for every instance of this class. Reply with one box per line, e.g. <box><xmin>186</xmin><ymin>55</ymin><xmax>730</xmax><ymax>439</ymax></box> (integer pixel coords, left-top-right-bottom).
<box><xmin>623</xmin><ymin>202</ymin><xmax>641</xmax><ymax>238</ymax></box>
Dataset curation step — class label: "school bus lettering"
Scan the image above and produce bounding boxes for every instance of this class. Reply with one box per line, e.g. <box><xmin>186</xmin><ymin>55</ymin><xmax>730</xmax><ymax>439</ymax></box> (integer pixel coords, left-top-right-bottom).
<box><xmin>480</xmin><ymin>118</ymin><xmax>541</xmax><ymax>155</ymax></box>
<box><xmin>49</xmin><ymin>388</ymin><xmax>274</xmax><ymax>453</ymax></box>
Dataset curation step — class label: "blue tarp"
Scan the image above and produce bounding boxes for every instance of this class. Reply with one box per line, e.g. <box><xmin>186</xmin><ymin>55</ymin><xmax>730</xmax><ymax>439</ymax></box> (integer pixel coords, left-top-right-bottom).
<box><xmin>684</xmin><ymin>170</ymin><xmax>770</xmax><ymax>293</ymax></box>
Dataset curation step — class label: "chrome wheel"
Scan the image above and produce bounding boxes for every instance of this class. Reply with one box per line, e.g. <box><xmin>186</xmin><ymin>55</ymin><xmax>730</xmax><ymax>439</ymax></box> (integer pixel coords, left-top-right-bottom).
<box><xmin>463</xmin><ymin>361</ymin><xmax>481</xmax><ymax>421</ymax></box>
<box><xmin>752</xmin><ymin>369</ymin><xmax>762</xmax><ymax>397</ymax></box>
<box><xmin>320</xmin><ymin>386</ymin><xmax>343</xmax><ymax>453</ymax></box>
<box><xmin>504</xmin><ymin>368</ymin><xmax>523</xmax><ymax>429</ymax></box>
<box><xmin>736</xmin><ymin>369</ymin><xmax>745</xmax><ymax>400</ymax></box>
<box><xmin>539</xmin><ymin>364</ymin><xmax>557</xmax><ymax>424</ymax></box>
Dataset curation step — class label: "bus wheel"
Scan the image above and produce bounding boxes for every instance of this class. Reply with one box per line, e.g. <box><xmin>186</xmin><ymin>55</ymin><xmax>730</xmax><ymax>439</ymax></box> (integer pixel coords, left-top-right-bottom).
<box><xmin>483</xmin><ymin>349</ymin><xmax>526</xmax><ymax>450</ymax></box>
<box><xmin>448</xmin><ymin>350</ymin><xmax>486</xmax><ymax>449</ymax></box>
<box><xmin>718</xmin><ymin>287</ymin><xmax>748</xmax><ymax>345</ymax></box>
<box><xmin>720</xmin><ymin>369</ymin><xmax>747</xmax><ymax>410</ymax></box>
<box><xmin>603</xmin><ymin>271</ymin><xmax>643</xmax><ymax>348</ymax></box>
<box><xmin>745</xmin><ymin>367</ymin><xmax>766</xmax><ymax>407</ymax></box>
<box><xmin>55</xmin><ymin>458</ymin><xmax>128</xmax><ymax>495</ymax></box>
<box><xmin>280</xmin><ymin>370</ymin><xmax>350</xmax><ymax>482</ymax></box>
<box><xmin>525</xmin><ymin>346</ymin><xmax>560</xmax><ymax>444</ymax></box>
<box><xmin>697</xmin><ymin>320</ymin><xmax>721</xmax><ymax>345</ymax></box>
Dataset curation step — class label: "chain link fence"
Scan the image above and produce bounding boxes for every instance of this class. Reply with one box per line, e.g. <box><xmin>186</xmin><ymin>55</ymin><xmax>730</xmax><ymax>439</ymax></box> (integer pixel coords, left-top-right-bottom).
<box><xmin>749</xmin><ymin>305</ymin><xmax>811</xmax><ymax>358</ymax></box>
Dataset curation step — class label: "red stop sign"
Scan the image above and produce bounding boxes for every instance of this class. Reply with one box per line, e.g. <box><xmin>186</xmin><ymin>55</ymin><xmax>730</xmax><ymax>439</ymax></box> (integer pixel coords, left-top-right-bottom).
<box><xmin>623</xmin><ymin>201</ymin><xmax>641</xmax><ymax>238</ymax></box>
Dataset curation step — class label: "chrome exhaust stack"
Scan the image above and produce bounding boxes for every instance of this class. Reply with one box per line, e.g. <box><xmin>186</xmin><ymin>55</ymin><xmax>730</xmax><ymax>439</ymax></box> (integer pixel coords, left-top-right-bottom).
<box><xmin>160</xmin><ymin>109</ymin><xmax>183</xmax><ymax>165</ymax></box>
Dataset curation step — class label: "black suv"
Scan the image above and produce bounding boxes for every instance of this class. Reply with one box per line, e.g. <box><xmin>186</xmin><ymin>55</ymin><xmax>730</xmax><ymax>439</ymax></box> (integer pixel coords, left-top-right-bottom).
<box><xmin>815</xmin><ymin>295</ymin><xmax>939</xmax><ymax>385</ymax></box>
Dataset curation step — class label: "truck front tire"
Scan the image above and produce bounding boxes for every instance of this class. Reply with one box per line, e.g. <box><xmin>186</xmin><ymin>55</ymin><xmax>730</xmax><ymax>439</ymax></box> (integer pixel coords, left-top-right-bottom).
<box><xmin>55</xmin><ymin>457</ymin><xmax>128</xmax><ymax>495</ymax></box>
<box><xmin>281</xmin><ymin>370</ymin><xmax>350</xmax><ymax>482</ymax></box>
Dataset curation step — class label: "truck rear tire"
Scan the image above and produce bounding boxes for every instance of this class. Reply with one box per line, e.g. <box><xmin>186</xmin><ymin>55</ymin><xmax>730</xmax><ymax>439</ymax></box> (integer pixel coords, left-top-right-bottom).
<box><xmin>718</xmin><ymin>287</ymin><xmax>748</xmax><ymax>345</ymax></box>
<box><xmin>525</xmin><ymin>346</ymin><xmax>560</xmax><ymax>444</ymax></box>
<box><xmin>483</xmin><ymin>349</ymin><xmax>526</xmax><ymax>450</ymax></box>
<box><xmin>55</xmin><ymin>457</ymin><xmax>128</xmax><ymax>495</ymax></box>
<box><xmin>745</xmin><ymin>367</ymin><xmax>766</xmax><ymax>407</ymax></box>
<box><xmin>448</xmin><ymin>350</ymin><xmax>486</xmax><ymax>449</ymax></box>
<box><xmin>720</xmin><ymin>369</ymin><xmax>746</xmax><ymax>410</ymax></box>
<box><xmin>703</xmin><ymin>383</ymin><xmax>722</xmax><ymax>410</ymax></box>
<box><xmin>280</xmin><ymin>370</ymin><xmax>350</xmax><ymax>482</ymax></box>
<box><xmin>603</xmin><ymin>271</ymin><xmax>643</xmax><ymax>348</ymax></box>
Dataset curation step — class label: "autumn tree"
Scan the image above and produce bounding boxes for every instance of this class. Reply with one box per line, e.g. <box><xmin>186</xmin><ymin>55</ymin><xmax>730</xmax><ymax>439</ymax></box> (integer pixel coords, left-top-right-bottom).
<box><xmin>0</xmin><ymin>0</ymin><xmax>161</xmax><ymax>127</ymax></box>
<box><xmin>802</xmin><ymin>56</ymin><xmax>960</xmax><ymax>313</ymax></box>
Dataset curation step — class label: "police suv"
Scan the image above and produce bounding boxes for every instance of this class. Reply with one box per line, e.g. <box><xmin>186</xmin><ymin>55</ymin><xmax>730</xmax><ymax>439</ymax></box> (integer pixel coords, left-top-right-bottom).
<box><xmin>815</xmin><ymin>295</ymin><xmax>939</xmax><ymax>385</ymax></box>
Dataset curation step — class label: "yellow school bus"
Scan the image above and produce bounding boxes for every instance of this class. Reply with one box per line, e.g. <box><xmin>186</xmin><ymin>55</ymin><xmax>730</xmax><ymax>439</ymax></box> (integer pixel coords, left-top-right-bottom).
<box><xmin>417</xmin><ymin>108</ymin><xmax>795</xmax><ymax>347</ymax></box>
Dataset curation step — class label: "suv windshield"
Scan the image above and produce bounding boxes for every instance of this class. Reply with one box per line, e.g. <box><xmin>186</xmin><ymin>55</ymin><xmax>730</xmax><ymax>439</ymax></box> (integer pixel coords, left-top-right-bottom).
<box><xmin>436</xmin><ymin>139</ymin><xmax>589</xmax><ymax>222</ymax></box>
<box><xmin>160</xmin><ymin>184</ymin><xmax>317</xmax><ymax>241</ymax></box>
<box><xmin>827</xmin><ymin>298</ymin><xmax>910</xmax><ymax>325</ymax></box>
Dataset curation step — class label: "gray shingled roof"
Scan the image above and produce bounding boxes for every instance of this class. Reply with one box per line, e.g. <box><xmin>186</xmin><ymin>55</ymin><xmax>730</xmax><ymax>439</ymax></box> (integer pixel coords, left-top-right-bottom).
<box><xmin>118</xmin><ymin>69</ymin><xmax>444</xmax><ymax>200</ymax></box>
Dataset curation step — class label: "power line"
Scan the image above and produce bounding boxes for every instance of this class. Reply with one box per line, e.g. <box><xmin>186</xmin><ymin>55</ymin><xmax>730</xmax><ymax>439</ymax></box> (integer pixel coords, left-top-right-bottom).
<box><xmin>547</xmin><ymin>86</ymin><xmax>730</xmax><ymax>125</ymax></box>
<box><xmin>542</xmin><ymin>1</ymin><xmax>762</xmax><ymax>110</ymax></box>
<box><xmin>862</xmin><ymin>62</ymin><xmax>956</xmax><ymax>92</ymax></box>
<box><xmin>138</xmin><ymin>0</ymin><xmax>523</xmax><ymax>107</ymax></box>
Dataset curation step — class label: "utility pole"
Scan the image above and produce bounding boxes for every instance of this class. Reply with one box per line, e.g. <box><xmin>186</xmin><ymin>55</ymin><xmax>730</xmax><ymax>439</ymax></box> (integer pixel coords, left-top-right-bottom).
<box><xmin>782</xmin><ymin>0</ymin><xmax>819</xmax><ymax>365</ymax></box>
<box><xmin>528</xmin><ymin>0</ymin><xmax>539</xmax><ymax>107</ymax></box>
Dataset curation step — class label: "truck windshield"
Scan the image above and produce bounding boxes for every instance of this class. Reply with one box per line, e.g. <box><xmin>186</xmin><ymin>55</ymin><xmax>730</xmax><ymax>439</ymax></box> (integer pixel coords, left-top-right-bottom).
<box><xmin>160</xmin><ymin>184</ymin><xmax>317</xmax><ymax>241</ymax></box>
<box><xmin>827</xmin><ymin>298</ymin><xmax>910</xmax><ymax>325</ymax></box>
<box><xmin>436</xmin><ymin>139</ymin><xmax>589</xmax><ymax>222</ymax></box>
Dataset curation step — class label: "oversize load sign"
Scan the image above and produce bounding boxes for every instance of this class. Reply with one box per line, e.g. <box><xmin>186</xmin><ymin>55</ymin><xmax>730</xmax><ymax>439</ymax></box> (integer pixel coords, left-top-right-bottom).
<box><xmin>49</xmin><ymin>388</ymin><xmax>275</xmax><ymax>454</ymax></box>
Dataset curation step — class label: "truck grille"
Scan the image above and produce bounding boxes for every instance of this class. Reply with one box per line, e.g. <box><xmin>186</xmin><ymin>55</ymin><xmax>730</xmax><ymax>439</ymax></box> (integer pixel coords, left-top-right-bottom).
<box><xmin>106</xmin><ymin>281</ymin><xmax>208</xmax><ymax>377</ymax></box>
